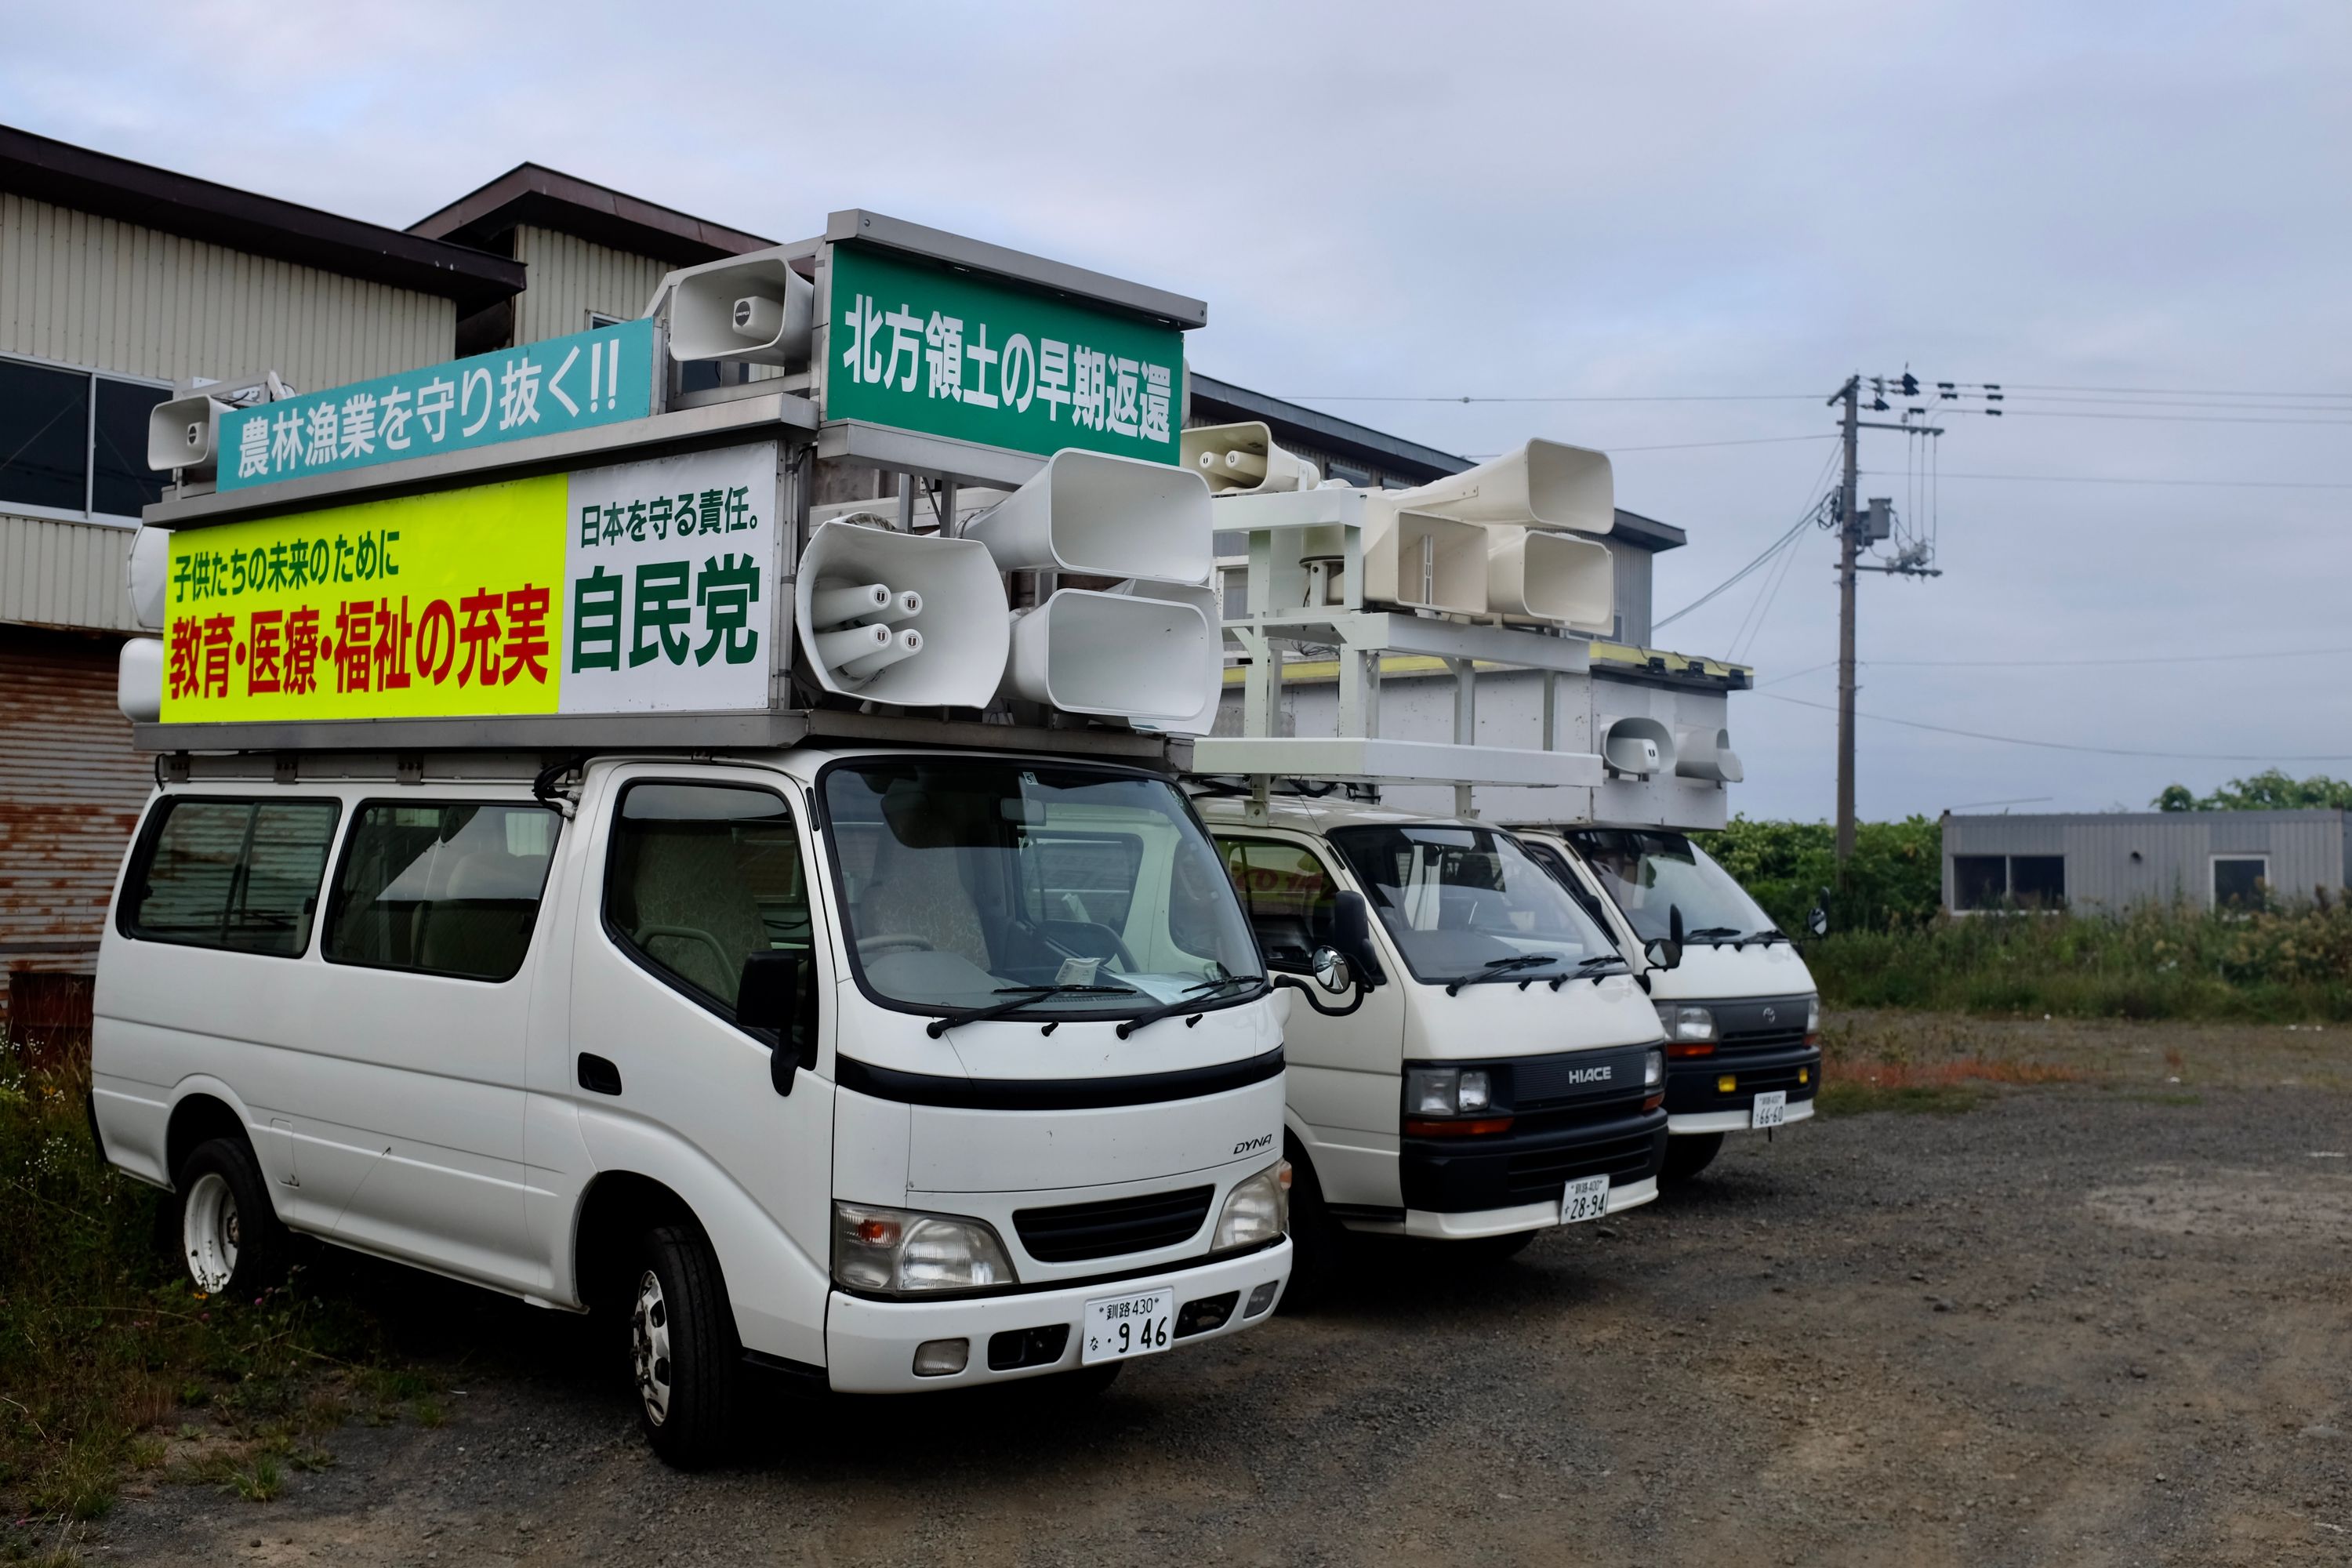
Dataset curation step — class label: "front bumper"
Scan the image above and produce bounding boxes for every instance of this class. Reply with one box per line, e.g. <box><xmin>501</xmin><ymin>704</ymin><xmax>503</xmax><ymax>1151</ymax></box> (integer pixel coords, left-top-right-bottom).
<box><xmin>1403</xmin><ymin>1175</ymin><xmax>1657</xmax><ymax>1240</ymax></box>
<box><xmin>824</xmin><ymin>1238</ymin><xmax>1291</xmax><ymax>1393</ymax></box>
<box><xmin>1664</xmin><ymin>1042</ymin><xmax>1820</xmax><ymax>1134</ymax></box>
<box><xmin>1399</xmin><ymin>1098</ymin><xmax>1668</xmax><ymax>1216</ymax></box>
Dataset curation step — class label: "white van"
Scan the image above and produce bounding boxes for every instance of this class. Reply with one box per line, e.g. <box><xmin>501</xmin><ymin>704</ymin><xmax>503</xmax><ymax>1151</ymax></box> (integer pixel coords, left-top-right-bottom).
<box><xmin>1193</xmin><ymin>795</ymin><xmax>1665</xmax><ymax>1298</ymax></box>
<box><xmin>94</xmin><ymin>747</ymin><xmax>1292</xmax><ymax>1464</ymax></box>
<box><xmin>1515</xmin><ymin>827</ymin><xmax>1820</xmax><ymax>1180</ymax></box>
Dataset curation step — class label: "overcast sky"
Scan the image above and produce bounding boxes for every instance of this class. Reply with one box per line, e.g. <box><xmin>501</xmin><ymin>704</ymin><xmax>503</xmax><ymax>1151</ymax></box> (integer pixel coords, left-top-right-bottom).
<box><xmin>9</xmin><ymin>2</ymin><xmax>2347</xmax><ymax>821</ymax></box>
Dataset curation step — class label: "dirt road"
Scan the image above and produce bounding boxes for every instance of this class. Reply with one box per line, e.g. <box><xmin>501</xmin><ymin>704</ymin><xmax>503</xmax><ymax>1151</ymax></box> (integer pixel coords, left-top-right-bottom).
<box><xmin>64</xmin><ymin>1013</ymin><xmax>2352</xmax><ymax>1566</ymax></box>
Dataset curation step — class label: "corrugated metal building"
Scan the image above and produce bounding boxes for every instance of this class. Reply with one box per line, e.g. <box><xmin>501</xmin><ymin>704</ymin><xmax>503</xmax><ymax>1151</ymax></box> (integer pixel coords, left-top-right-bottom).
<box><xmin>1941</xmin><ymin>810</ymin><xmax>2351</xmax><ymax>913</ymax></box>
<box><xmin>0</xmin><ymin>125</ymin><xmax>522</xmax><ymax>1022</ymax></box>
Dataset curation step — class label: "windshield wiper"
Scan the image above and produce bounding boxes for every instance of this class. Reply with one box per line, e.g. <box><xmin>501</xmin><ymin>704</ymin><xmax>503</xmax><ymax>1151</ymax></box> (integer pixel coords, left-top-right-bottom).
<box><xmin>1113</xmin><ymin>975</ymin><xmax>1268</xmax><ymax>1040</ymax></box>
<box><xmin>1445</xmin><ymin>953</ymin><xmax>1566</xmax><ymax>996</ymax></box>
<box><xmin>1742</xmin><ymin>927</ymin><xmax>1791</xmax><ymax>946</ymax></box>
<box><xmin>1683</xmin><ymin>925</ymin><xmax>1743</xmax><ymax>943</ymax></box>
<box><xmin>1570</xmin><ymin>953</ymin><xmax>1631</xmax><ymax>985</ymax></box>
<box><xmin>925</xmin><ymin>982</ymin><xmax>1138</xmax><ymax>1038</ymax></box>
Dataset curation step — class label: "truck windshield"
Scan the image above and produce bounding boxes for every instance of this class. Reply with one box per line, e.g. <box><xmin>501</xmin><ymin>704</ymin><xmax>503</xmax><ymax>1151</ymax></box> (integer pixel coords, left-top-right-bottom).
<box><xmin>1327</xmin><ymin>823</ymin><xmax>1614</xmax><ymax>986</ymax></box>
<box><xmin>1564</xmin><ymin>828</ymin><xmax>1775</xmax><ymax>943</ymax></box>
<box><xmin>823</xmin><ymin>760</ymin><xmax>1262</xmax><ymax>1019</ymax></box>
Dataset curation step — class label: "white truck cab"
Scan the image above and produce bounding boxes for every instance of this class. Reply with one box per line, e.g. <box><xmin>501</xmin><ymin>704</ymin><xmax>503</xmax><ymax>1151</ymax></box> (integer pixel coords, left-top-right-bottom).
<box><xmin>1194</xmin><ymin>795</ymin><xmax>1665</xmax><ymax>1293</ymax></box>
<box><xmin>1515</xmin><ymin>826</ymin><xmax>1820</xmax><ymax>1180</ymax></box>
<box><xmin>97</xmin><ymin>746</ymin><xmax>1291</xmax><ymax>1462</ymax></box>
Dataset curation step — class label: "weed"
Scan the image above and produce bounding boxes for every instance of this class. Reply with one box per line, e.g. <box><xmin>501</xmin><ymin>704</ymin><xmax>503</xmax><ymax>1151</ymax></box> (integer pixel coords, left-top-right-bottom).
<box><xmin>229</xmin><ymin>1458</ymin><xmax>281</xmax><ymax>1503</ymax></box>
<box><xmin>413</xmin><ymin>1399</ymin><xmax>446</xmax><ymax>1429</ymax></box>
<box><xmin>1816</xmin><ymin>1054</ymin><xmax>2082</xmax><ymax>1117</ymax></box>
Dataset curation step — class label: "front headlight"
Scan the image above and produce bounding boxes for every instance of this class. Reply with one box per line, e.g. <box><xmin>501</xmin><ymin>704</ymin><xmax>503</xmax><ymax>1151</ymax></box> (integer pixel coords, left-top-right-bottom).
<box><xmin>1661</xmin><ymin>1004</ymin><xmax>1717</xmax><ymax>1044</ymax></box>
<box><xmin>1643</xmin><ymin>1048</ymin><xmax>1664</xmax><ymax>1088</ymax></box>
<box><xmin>1805</xmin><ymin>996</ymin><xmax>1821</xmax><ymax>1039</ymax></box>
<box><xmin>1214</xmin><ymin>1161</ymin><xmax>1290</xmax><ymax>1250</ymax></box>
<box><xmin>1406</xmin><ymin>1067</ymin><xmax>1495</xmax><ymax>1114</ymax></box>
<box><xmin>832</xmin><ymin>1202</ymin><xmax>1017</xmax><ymax>1295</ymax></box>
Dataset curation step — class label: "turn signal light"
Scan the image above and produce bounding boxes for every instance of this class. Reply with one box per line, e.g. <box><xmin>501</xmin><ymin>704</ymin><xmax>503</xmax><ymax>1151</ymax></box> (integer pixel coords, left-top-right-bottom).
<box><xmin>1716</xmin><ymin>1075</ymin><xmax>1738</xmax><ymax>1094</ymax></box>
<box><xmin>1404</xmin><ymin>1116</ymin><xmax>1516</xmax><ymax>1138</ymax></box>
<box><xmin>1798</xmin><ymin>1066</ymin><xmax>1810</xmax><ymax>1085</ymax></box>
<box><xmin>1642</xmin><ymin>1092</ymin><xmax>1664</xmax><ymax>1112</ymax></box>
<box><xmin>1665</xmin><ymin>1042</ymin><xmax>1716</xmax><ymax>1059</ymax></box>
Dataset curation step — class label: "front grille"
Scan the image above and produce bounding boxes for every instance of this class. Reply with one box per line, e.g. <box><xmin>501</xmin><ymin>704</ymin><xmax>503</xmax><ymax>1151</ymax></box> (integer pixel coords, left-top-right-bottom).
<box><xmin>1014</xmin><ymin>1185</ymin><xmax>1215</xmax><ymax>1263</ymax></box>
<box><xmin>1504</xmin><ymin>1126</ymin><xmax>1662</xmax><ymax>1200</ymax></box>
<box><xmin>1718</xmin><ymin>1025</ymin><xmax>1809</xmax><ymax>1054</ymax></box>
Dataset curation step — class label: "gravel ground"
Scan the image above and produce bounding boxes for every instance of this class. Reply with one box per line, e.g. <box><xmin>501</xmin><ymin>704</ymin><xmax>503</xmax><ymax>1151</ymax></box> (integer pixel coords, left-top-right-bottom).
<box><xmin>60</xmin><ymin>1014</ymin><xmax>2352</xmax><ymax>1566</ymax></box>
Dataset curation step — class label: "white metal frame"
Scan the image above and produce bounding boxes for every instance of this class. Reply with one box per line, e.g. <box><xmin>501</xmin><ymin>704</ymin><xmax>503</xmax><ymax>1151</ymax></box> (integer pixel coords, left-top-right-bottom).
<box><xmin>2209</xmin><ymin>852</ymin><xmax>2270</xmax><ymax>909</ymax></box>
<box><xmin>0</xmin><ymin>347</ymin><xmax>173</xmax><ymax>526</ymax></box>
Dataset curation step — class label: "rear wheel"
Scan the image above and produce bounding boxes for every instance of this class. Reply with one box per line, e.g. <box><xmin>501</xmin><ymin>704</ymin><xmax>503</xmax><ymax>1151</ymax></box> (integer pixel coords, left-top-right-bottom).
<box><xmin>1661</xmin><ymin>1131</ymin><xmax>1726</xmax><ymax>1182</ymax></box>
<box><xmin>631</xmin><ymin>1225</ymin><xmax>739</xmax><ymax>1468</ymax></box>
<box><xmin>175</xmin><ymin>1137</ymin><xmax>288</xmax><ymax>1297</ymax></box>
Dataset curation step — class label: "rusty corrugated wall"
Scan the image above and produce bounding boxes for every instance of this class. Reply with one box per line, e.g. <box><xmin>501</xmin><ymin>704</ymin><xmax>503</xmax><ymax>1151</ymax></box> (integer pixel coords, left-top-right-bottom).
<box><xmin>0</xmin><ymin>625</ymin><xmax>151</xmax><ymax>1022</ymax></box>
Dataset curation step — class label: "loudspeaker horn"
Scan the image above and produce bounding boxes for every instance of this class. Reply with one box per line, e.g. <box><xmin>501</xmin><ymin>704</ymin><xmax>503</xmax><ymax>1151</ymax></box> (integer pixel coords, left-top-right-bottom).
<box><xmin>116</xmin><ymin>637</ymin><xmax>163</xmax><ymax>723</ymax></box>
<box><xmin>1001</xmin><ymin>589</ymin><xmax>1215</xmax><ymax>721</ymax></box>
<box><xmin>125</xmin><ymin>526</ymin><xmax>170</xmax><ymax>632</ymax></box>
<box><xmin>1485</xmin><ymin>525</ymin><xmax>1615</xmax><ymax>631</ymax></box>
<box><xmin>794</xmin><ymin>519</ymin><xmax>1010</xmax><ymax>708</ymax></box>
<box><xmin>965</xmin><ymin>448</ymin><xmax>1212</xmax><ymax>584</ymax></box>
<box><xmin>1600</xmin><ymin>716</ymin><xmax>1678</xmax><ymax>777</ymax></box>
<box><xmin>1110</xmin><ymin>578</ymin><xmax>1223</xmax><ymax>735</ymax></box>
<box><xmin>147</xmin><ymin>394</ymin><xmax>234</xmax><ymax>475</ymax></box>
<box><xmin>662</xmin><ymin>247</ymin><xmax>815</xmax><ymax>367</ymax></box>
<box><xmin>1180</xmin><ymin>420</ymin><xmax>1320</xmax><ymax>495</ymax></box>
<box><xmin>1358</xmin><ymin>506</ymin><xmax>1489</xmax><ymax>615</ymax></box>
<box><xmin>1674</xmin><ymin>726</ymin><xmax>1744</xmax><ymax>784</ymax></box>
<box><xmin>1391</xmin><ymin>439</ymin><xmax>1614</xmax><ymax>534</ymax></box>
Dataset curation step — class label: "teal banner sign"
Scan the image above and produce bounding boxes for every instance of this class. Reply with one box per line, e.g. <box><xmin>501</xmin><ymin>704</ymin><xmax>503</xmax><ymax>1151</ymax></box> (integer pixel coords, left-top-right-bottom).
<box><xmin>826</xmin><ymin>242</ymin><xmax>1184</xmax><ymax>464</ymax></box>
<box><xmin>216</xmin><ymin>320</ymin><xmax>655</xmax><ymax>492</ymax></box>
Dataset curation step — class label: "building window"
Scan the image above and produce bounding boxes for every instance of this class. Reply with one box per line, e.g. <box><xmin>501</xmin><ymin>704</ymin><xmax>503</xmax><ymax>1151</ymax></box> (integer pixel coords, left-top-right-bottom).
<box><xmin>1952</xmin><ymin>853</ymin><xmax>2066</xmax><ymax>911</ymax></box>
<box><xmin>2211</xmin><ymin>855</ymin><xmax>2268</xmax><ymax>913</ymax></box>
<box><xmin>586</xmin><ymin>310</ymin><xmax>627</xmax><ymax>330</ymax></box>
<box><xmin>0</xmin><ymin>354</ymin><xmax>172</xmax><ymax>523</ymax></box>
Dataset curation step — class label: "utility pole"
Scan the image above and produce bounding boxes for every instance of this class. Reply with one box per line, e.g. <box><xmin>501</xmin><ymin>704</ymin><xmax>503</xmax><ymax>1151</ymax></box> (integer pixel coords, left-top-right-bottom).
<box><xmin>1834</xmin><ymin>376</ymin><xmax>1861</xmax><ymax>864</ymax></box>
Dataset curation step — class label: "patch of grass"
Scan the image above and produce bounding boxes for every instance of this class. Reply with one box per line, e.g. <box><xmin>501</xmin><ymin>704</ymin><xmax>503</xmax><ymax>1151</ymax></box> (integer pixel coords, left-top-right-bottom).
<box><xmin>1816</xmin><ymin>1054</ymin><xmax>2082</xmax><ymax>1117</ymax></box>
<box><xmin>0</xmin><ymin>1040</ymin><xmax>421</xmax><ymax>1539</ymax></box>
<box><xmin>1817</xmin><ymin>1080</ymin><xmax>1981</xmax><ymax>1116</ymax></box>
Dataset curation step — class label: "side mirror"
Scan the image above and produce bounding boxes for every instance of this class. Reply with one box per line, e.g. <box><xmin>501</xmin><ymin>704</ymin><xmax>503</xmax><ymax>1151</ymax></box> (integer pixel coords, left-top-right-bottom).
<box><xmin>1308</xmin><ymin>947</ymin><xmax>1354</xmax><ymax>996</ymax></box>
<box><xmin>1643</xmin><ymin>937</ymin><xmax>1684</xmax><ymax>972</ymax></box>
<box><xmin>1806</xmin><ymin>892</ymin><xmax>1831</xmax><ymax>939</ymax></box>
<box><xmin>1329</xmin><ymin>891</ymin><xmax>1386</xmax><ymax>989</ymax></box>
<box><xmin>738</xmin><ymin>950</ymin><xmax>815</xmax><ymax>1094</ymax></box>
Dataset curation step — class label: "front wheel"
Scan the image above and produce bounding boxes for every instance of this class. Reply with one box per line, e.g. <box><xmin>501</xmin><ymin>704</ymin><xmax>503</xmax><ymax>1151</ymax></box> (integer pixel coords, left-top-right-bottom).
<box><xmin>1276</xmin><ymin>1148</ymin><xmax>1348</xmax><ymax>1313</ymax></box>
<box><xmin>1661</xmin><ymin>1131</ymin><xmax>1726</xmax><ymax>1182</ymax></box>
<box><xmin>176</xmin><ymin>1137</ymin><xmax>289</xmax><ymax>1297</ymax></box>
<box><xmin>631</xmin><ymin>1225</ymin><xmax>739</xmax><ymax>1468</ymax></box>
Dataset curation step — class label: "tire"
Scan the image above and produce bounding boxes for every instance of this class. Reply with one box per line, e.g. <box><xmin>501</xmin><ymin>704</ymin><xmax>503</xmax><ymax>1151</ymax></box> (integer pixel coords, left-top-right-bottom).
<box><xmin>1455</xmin><ymin>1230</ymin><xmax>1537</xmax><ymax>1265</ymax></box>
<box><xmin>630</xmin><ymin>1225</ymin><xmax>739</xmax><ymax>1468</ymax></box>
<box><xmin>1276</xmin><ymin>1146</ymin><xmax>1348</xmax><ymax>1314</ymax></box>
<box><xmin>1661</xmin><ymin>1131</ymin><xmax>1726</xmax><ymax>1183</ymax></box>
<box><xmin>175</xmin><ymin>1137</ymin><xmax>289</xmax><ymax>1298</ymax></box>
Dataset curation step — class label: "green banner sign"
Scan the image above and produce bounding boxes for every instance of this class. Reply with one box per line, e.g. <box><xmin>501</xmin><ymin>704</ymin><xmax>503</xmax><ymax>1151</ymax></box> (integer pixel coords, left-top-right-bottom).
<box><xmin>826</xmin><ymin>241</ymin><xmax>1183</xmax><ymax>464</ymax></box>
<box><xmin>216</xmin><ymin>321</ymin><xmax>655</xmax><ymax>492</ymax></box>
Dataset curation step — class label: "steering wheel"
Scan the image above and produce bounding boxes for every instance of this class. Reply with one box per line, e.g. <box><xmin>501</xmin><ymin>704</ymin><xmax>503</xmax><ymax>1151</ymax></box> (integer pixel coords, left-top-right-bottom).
<box><xmin>857</xmin><ymin>934</ymin><xmax>935</xmax><ymax>958</ymax></box>
<box><xmin>1043</xmin><ymin>923</ymin><xmax>1138</xmax><ymax>973</ymax></box>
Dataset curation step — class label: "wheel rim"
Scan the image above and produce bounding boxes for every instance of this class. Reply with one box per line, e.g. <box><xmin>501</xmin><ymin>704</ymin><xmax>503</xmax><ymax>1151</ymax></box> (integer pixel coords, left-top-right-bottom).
<box><xmin>183</xmin><ymin>1172</ymin><xmax>239</xmax><ymax>1293</ymax></box>
<box><xmin>632</xmin><ymin>1268</ymin><xmax>673</xmax><ymax>1428</ymax></box>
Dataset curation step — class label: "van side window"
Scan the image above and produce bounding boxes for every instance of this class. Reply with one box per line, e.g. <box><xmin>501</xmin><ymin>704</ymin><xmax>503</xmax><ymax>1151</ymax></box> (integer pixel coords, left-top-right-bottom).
<box><xmin>122</xmin><ymin>797</ymin><xmax>340</xmax><ymax>957</ymax></box>
<box><xmin>324</xmin><ymin>803</ymin><xmax>561</xmax><ymax>982</ymax></box>
<box><xmin>604</xmin><ymin>782</ymin><xmax>809</xmax><ymax>1014</ymax></box>
<box><xmin>1218</xmin><ymin>837</ymin><xmax>1338</xmax><ymax>973</ymax></box>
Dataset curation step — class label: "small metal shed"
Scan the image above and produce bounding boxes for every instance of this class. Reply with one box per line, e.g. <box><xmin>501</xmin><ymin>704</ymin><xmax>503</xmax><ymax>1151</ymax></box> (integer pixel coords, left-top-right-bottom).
<box><xmin>1940</xmin><ymin>809</ymin><xmax>2350</xmax><ymax>913</ymax></box>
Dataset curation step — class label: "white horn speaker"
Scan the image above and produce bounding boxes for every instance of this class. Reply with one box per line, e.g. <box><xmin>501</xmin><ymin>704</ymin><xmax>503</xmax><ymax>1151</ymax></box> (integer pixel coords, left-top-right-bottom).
<box><xmin>1486</xmin><ymin>525</ymin><xmax>1615</xmax><ymax>631</ymax></box>
<box><xmin>1001</xmin><ymin>590</ymin><xmax>1215</xmax><ymax>721</ymax></box>
<box><xmin>147</xmin><ymin>394</ymin><xmax>234</xmax><ymax>475</ymax></box>
<box><xmin>794</xmin><ymin>519</ymin><xmax>1010</xmax><ymax>707</ymax></box>
<box><xmin>1600</xmin><ymin>716</ymin><xmax>1677</xmax><ymax>776</ymax></box>
<box><xmin>1179</xmin><ymin>419</ymin><xmax>1320</xmax><ymax>495</ymax></box>
<box><xmin>965</xmin><ymin>449</ymin><xmax>1212</xmax><ymax>584</ymax></box>
<box><xmin>116</xmin><ymin>637</ymin><xmax>163</xmax><ymax>722</ymax></box>
<box><xmin>1110</xmin><ymin>578</ymin><xmax>1223</xmax><ymax>735</ymax></box>
<box><xmin>1392</xmin><ymin>439</ymin><xmax>1614</xmax><ymax>534</ymax></box>
<box><xmin>664</xmin><ymin>248</ymin><xmax>815</xmax><ymax>367</ymax></box>
<box><xmin>125</xmin><ymin>526</ymin><xmax>170</xmax><ymax>631</ymax></box>
<box><xmin>1359</xmin><ymin>506</ymin><xmax>1489</xmax><ymax>615</ymax></box>
<box><xmin>1674</xmin><ymin>726</ymin><xmax>1744</xmax><ymax>783</ymax></box>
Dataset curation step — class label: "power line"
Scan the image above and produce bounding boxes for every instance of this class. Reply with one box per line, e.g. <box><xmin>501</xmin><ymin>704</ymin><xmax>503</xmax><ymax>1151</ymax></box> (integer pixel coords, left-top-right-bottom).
<box><xmin>1653</xmin><ymin>504</ymin><xmax>1823</xmax><ymax>631</ymax></box>
<box><xmin>1861</xmin><ymin>469</ymin><xmax>2352</xmax><ymax>489</ymax></box>
<box><xmin>1611</xmin><ymin>434</ymin><xmax>1838</xmax><ymax>452</ymax></box>
<box><xmin>1962</xmin><ymin>408</ymin><xmax>2352</xmax><ymax>427</ymax></box>
<box><xmin>1278</xmin><ymin>392</ymin><xmax>1818</xmax><ymax>405</ymax></box>
<box><xmin>1755</xmin><ymin>691</ymin><xmax>2352</xmax><ymax>763</ymax></box>
<box><xmin>2000</xmin><ymin>382</ymin><xmax>2352</xmax><ymax>399</ymax></box>
<box><xmin>1756</xmin><ymin>645</ymin><xmax>2352</xmax><ymax>680</ymax></box>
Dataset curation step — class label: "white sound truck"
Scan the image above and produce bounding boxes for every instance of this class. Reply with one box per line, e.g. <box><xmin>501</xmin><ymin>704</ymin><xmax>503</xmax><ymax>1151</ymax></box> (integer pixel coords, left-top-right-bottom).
<box><xmin>93</xmin><ymin>213</ymin><xmax>1294</xmax><ymax>1466</ymax></box>
<box><xmin>1185</xmin><ymin>429</ymin><xmax>1703</xmax><ymax>1296</ymax></box>
<box><xmin>1515</xmin><ymin>827</ymin><xmax>1820</xmax><ymax>1181</ymax></box>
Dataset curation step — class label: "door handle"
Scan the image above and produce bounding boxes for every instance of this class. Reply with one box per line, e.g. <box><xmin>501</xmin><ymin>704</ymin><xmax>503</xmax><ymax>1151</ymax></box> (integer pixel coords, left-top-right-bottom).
<box><xmin>576</xmin><ymin>1054</ymin><xmax>623</xmax><ymax>1096</ymax></box>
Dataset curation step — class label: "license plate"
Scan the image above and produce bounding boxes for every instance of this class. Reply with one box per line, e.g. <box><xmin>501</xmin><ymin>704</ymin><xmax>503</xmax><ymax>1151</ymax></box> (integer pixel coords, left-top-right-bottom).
<box><xmin>1561</xmin><ymin>1174</ymin><xmax>1610</xmax><ymax>1225</ymax></box>
<box><xmin>1751</xmin><ymin>1090</ymin><xmax>1788</xmax><ymax>1129</ymax></box>
<box><xmin>1080</xmin><ymin>1287</ymin><xmax>1175</xmax><ymax>1365</ymax></box>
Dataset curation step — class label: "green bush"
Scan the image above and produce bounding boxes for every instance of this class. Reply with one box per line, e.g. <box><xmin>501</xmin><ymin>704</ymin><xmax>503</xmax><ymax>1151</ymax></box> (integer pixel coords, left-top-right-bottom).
<box><xmin>1707</xmin><ymin>815</ymin><xmax>1943</xmax><ymax>935</ymax></box>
